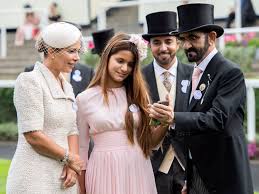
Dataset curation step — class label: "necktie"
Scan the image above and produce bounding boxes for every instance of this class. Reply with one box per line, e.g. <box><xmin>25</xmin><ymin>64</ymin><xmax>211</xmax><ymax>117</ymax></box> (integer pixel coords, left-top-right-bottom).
<box><xmin>191</xmin><ymin>67</ymin><xmax>202</xmax><ymax>96</ymax></box>
<box><xmin>162</xmin><ymin>71</ymin><xmax>172</xmax><ymax>92</ymax></box>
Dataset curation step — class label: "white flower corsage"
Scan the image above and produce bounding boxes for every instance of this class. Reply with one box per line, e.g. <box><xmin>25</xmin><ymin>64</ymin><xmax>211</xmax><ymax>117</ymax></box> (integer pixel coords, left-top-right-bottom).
<box><xmin>129</xmin><ymin>34</ymin><xmax>148</xmax><ymax>61</ymax></box>
<box><xmin>129</xmin><ymin>104</ymin><xmax>140</xmax><ymax>113</ymax></box>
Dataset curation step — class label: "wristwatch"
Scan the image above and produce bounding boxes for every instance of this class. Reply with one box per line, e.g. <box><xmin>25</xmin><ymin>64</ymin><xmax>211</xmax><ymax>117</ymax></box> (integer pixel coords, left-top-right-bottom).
<box><xmin>60</xmin><ymin>149</ymin><xmax>69</xmax><ymax>165</ymax></box>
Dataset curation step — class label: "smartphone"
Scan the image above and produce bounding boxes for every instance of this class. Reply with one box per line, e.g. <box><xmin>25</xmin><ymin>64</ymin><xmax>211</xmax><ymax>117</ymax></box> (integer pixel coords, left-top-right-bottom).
<box><xmin>158</xmin><ymin>100</ymin><xmax>169</xmax><ymax>106</ymax></box>
<box><xmin>149</xmin><ymin>101</ymin><xmax>169</xmax><ymax>126</ymax></box>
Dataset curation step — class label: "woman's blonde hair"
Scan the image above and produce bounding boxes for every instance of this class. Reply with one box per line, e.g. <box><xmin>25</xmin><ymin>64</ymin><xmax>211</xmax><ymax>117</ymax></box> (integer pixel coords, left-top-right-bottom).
<box><xmin>88</xmin><ymin>32</ymin><xmax>152</xmax><ymax>157</ymax></box>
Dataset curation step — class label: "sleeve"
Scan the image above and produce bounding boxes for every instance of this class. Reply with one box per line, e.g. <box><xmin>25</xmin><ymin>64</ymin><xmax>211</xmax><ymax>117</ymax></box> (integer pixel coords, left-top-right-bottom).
<box><xmin>68</xmin><ymin>111</ymin><xmax>79</xmax><ymax>136</ymax></box>
<box><xmin>76</xmin><ymin>95</ymin><xmax>90</xmax><ymax>170</ymax></box>
<box><xmin>174</xmin><ymin>67</ymin><xmax>246</xmax><ymax>135</ymax></box>
<box><xmin>14</xmin><ymin>73</ymin><xmax>44</xmax><ymax>134</ymax></box>
<box><xmin>68</xmin><ymin>99</ymin><xmax>79</xmax><ymax>136</ymax></box>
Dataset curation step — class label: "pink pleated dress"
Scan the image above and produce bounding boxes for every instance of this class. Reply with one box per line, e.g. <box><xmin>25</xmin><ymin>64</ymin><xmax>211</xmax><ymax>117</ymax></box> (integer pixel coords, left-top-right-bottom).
<box><xmin>76</xmin><ymin>86</ymin><xmax>157</xmax><ymax>194</ymax></box>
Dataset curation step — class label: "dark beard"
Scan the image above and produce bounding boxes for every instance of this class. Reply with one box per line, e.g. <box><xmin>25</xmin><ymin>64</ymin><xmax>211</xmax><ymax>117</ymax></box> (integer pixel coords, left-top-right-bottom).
<box><xmin>155</xmin><ymin>52</ymin><xmax>176</xmax><ymax>66</ymax></box>
<box><xmin>184</xmin><ymin>35</ymin><xmax>209</xmax><ymax>62</ymax></box>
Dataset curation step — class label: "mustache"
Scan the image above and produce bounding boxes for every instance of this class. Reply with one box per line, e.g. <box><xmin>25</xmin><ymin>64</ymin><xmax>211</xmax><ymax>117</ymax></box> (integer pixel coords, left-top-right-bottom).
<box><xmin>185</xmin><ymin>48</ymin><xmax>198</xmax><ymax>58</ymax></box>
<box><xmin>185</xmin><ymin>48</ymin><xmax>197</xmax><ymax>53</ymax></box>
<box><xmin>158</xmin><ymin>51</ymin><xmax>170</xmax><ymax>55</ymax></box>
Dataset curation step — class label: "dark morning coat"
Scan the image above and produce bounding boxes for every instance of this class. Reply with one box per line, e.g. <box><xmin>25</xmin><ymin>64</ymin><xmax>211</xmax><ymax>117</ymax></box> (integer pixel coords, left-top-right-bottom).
<box><xmin>142</xmin><ymin>61</ymin><xmax>192</xmax><ymax>174</ymax></box>
<box><xmin>174</xmin><ymin>52</ymin><xmax>253</xmax><ymax>194</ymax></box>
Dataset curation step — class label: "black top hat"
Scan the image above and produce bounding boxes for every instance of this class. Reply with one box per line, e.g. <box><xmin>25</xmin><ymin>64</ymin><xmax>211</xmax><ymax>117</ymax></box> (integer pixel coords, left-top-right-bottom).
<box><xmin>142</xmin><ymin>11</ymin><xmax>178</xmax><ymax>41</ymax></box>
<box><xmin>91</xmin><ymin>28</ymin><xmax>115</xmax><ymax>55</ymax></box>
<box><xmin>175</xmin><ymin>3</ymin><xmax>224</xmax><ymax>38</ymax></box>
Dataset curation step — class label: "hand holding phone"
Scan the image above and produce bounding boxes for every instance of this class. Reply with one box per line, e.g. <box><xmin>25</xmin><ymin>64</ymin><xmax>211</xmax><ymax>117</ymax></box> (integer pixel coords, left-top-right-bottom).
<box><xmin>149</xmin><ymin>100</ymin><xmax>169</xmax><ymax>126</ymax></box>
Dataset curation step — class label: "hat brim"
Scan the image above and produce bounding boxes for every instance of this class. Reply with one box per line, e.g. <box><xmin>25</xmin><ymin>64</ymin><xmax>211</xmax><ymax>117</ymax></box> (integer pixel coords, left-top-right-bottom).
<box><xmin>142</xmin><ymin>30</ymin><xmax>178</xmax><ymax>41</ymax></box>
<box><xmin>172</xmin><ymin>24</ymin><xmax>224</xmax><ymax>38</ymax></box>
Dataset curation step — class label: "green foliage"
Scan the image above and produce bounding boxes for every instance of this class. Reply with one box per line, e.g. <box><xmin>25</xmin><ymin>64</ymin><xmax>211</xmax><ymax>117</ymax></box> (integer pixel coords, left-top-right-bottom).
<box><xmin>0</xmin><ymin>88</ymin><xmax>16</xmax><ymax>123</ymax></box>
<box><xmin>225</xmin><ymin>41</ymin><xmax>242</xmax><ymax>47</ymax></box>
<box><xmin>82</xmin><ymin>52</ymin><xmax>100</xmax><ymax>68</ymax></box>
<box><xmin>248</xmin><ymin>38</ymin><xmax>259</xmax><ymax>47</ymax></box>
<box><xmin>222</xmin><ymin>46</ymin><xmax>256</xmax><ymax>72</ymax></box>
<box><xmin>0</xmin><ymin>159</ymin><xmax>11</xmax><ymax>194</ymax></box>
<box><xmin>176</xmin><ymin>48</ymin><xmax>190</xmax><ymax>64</ymax></box>
<box><xmin>141</xmin><ymin>48</ymin><xmax>153</xmax><ymax>66</ymax></box>
<box><xmin>0</xmin><ymin>122</ymin><xmax>18</xmax><ymax>141</ymax></box>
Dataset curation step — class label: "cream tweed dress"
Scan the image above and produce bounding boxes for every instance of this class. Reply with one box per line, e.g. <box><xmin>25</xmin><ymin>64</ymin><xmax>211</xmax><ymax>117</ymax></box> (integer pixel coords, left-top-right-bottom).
<box><xmin>6</xmin><ymin>62</ymin><xmax>78</xmax><ymax>194</ymax></box>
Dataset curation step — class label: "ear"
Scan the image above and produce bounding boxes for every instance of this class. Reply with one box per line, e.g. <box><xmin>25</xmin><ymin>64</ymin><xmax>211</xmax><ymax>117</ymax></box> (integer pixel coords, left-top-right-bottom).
<box><xmin>208</xmin><ymin>31</ymin><xmax>217</xmax><ymax>45</ymax></box>
<box><xmin>48</xmin><ymin>48</ymin><xmax>56</xmax><ymax>59</ymax></box>
<box><xmin>148</xmin><ymin>42</ymin><xmax>151</xmax><ymax>49</ymax></box>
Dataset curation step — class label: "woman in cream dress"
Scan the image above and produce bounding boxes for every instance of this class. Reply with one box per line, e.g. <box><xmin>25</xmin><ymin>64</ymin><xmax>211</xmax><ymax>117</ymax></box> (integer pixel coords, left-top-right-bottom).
<box><xmin>7</xmin><ymin>22</ymin><xmax>84</xmax><ymax>193</ymax></box>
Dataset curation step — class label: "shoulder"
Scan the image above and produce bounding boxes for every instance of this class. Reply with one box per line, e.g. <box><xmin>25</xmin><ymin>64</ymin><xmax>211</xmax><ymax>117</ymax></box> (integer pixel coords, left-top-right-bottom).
<box><xmin>76</xmin><ymin>86</ymin><xmax>100</xmax><ymax>103</ymax></box>
<box><xmin>179</xmin><ymin>62</ymin><xmax>193</xmax><ymax>71</ymax></box>
<box><xmin>142</xmin><ymin>62</ymin><xmax>153</xmax><ymax>71</ymax></box>
<box><xmin>24</xmin><ymin>65</ymin><xmax>35</xmax><ymax>72</ymax></box>
<box><xmin>15</xmin><ymin>71</ymin><xmax>41</xmax><ymax>89</ymax></box>
<box><xmin>142</xmin><ymin>63</ymin><xmax>154</xmax><ymax>77</ymax></box>
<box><xmin>215</xmin><ymin>53</ymin><xmax>243</xmax><ymax>75</ymax></box>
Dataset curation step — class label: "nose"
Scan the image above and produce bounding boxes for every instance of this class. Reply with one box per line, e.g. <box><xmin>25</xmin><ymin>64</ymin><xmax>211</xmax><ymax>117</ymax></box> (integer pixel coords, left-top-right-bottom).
<box><xmin>120</xmin><ymin>63</ymin><xmax>128</xmax><ymax>72</ymax></box>
<box><xmin>160</xmin><ymin>42</ymin><xmax>167</xmax><ymax>51</ymax></box>
<box><xmin>73</xmin><ymin>52</ymin><xmax>80</xmax><ymax>62</ymax></box>
<box><xmin>182</xmin><ymin>40</ymin><xmax>192</xmax><ymax>50</ymax></box>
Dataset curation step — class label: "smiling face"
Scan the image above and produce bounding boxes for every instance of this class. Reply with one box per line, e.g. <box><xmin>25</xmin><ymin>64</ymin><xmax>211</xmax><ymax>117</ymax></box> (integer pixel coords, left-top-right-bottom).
<box><xmin>106</xmin><ymin>50</ymin><xmax>134</xmax><ymax>88</ymax></box>
<box><xmin>149</xmin><ymin>36</ymin><xmax>179</xmax><ymax>69</ymax></box>
<box><xmin>50</xmin><ymin>40</ymin><xmax>81</xmax><ymax>73</ymax></box>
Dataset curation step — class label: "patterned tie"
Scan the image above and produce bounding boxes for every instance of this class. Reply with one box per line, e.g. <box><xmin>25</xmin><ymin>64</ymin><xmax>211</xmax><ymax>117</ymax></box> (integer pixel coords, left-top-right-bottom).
<box><xmin>162</xmin><ymin>71</ymin><xmax>172</xmax><ymax>92</ymax></box>
<box><xmin>191</xmin><ymin>67</ymin><xmax>202</xmax><ymax>96</ymax></box>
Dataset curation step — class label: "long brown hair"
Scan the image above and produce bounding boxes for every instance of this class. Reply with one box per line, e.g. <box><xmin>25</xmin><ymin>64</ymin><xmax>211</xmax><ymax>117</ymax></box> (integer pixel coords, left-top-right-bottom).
<box><xmin>88</xmin><ymin>32</ymin><xmax>152</xmax><ymax>157</ymax></box>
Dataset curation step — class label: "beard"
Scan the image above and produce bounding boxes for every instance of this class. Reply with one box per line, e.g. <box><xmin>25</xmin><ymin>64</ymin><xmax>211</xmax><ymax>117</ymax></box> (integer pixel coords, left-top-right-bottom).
<box><xmin>154</xmin><ymin>52</ymin><xmax>176</xmax><ymax>66</ymax></box>
<box><xmin>184</xmin><ymin>35</ymin><xmax>209</xmax><ymax>63</ymax></box>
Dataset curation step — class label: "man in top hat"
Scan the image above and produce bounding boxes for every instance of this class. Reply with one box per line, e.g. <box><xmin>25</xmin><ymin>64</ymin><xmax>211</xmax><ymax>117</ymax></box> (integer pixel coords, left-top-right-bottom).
<box><xmin>91</xmin><ymin>28</ymin><xmax>115</xmax><ymax>56</ymax></box>
<box><xmin>142</xmin><ymin>11</ymin><xmax>192</xmax><ymax>194</ymax></box>
<box><xmin>149</xmin><ymin>3</ymin><xmax>253</xmax><ymax>194</ymax></box>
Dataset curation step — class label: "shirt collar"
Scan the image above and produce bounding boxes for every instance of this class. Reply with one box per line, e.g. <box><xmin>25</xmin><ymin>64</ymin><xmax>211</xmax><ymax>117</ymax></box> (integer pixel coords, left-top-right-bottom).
<box><xmin>153</xmin><ymin>58</ymin><xmax>178</xmax><ymax>77</ymax></box>
<box><xmin>195</xmin><ymin>48</ymin><xmax>218</xmax><ymax>71</ymax></box>
<box><xmin>34</xmin><ymin>61</ymin><xmax>75</xmax><ymax>101</ymax></box>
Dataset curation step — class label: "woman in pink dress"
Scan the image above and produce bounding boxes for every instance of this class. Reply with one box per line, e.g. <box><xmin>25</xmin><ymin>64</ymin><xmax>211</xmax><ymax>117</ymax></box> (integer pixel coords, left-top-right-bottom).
<box><xmin>77</xmin><ymin>33</ymin><xmax>171</xmax><ymax>194</ymax></box>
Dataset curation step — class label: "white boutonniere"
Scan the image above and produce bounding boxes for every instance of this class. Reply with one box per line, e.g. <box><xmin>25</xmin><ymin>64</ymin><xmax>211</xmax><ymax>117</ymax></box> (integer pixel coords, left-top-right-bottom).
<box><xmin>181</xmin><ymin>80</ymin><xmax>190</xmax><ymax>93</ymax></box>
<box><xmin>193</xmin><ymin>90</ymin><xmax>202</xmax><ymax>100</ymax></box>
<box><xmin>129</xmin><ymin>104</ymin><xmax>140</xmax><ymax>113</ymax></box>
<box><xmin>72</xmin><ymin>70</ymin><xmax>82</xmax><ymax>82</ymax></box>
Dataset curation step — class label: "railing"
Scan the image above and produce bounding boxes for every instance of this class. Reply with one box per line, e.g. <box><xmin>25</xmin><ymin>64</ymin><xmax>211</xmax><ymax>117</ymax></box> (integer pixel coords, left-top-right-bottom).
<box><xmin>0</xmin><ymin>78</ymin><xmax>258</xmax><ymax>143</ymax></box>
<box><xmin>0</xmin><ymin>8</ymin><xmax>48</xmax><ymax>59</ymax></box>
<box><xmin>219</xmin><ymin>26</ymin><xmax>259</xmax><ymax>50</ymax></box>
<box><xmin>0</xmin><ymin>26</ymin><xmax>7</xmax><ymax>58</ymax></box>
<box><xmin>96</xmin><ymin>0</ymin><xmax>214</xmax><ymax>31</ymax></box>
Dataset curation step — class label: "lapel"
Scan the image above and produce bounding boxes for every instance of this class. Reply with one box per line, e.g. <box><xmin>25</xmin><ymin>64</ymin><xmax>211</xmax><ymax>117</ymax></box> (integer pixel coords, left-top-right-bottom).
<box><xmin>188</xmin><ymin>53</ymin><xmax>221</xmax><ymax>111</ymax></box>
<box><xmin>175</xmin><ymin>62</ymin><xmax>192</xmax><ymax>111</ymax></box>
<box><xmin>35</xmin><ymin>62</ymin><xmax>75</xmax><ymax>102</ymax></box>
<box><xmin>144</xmin><ymin>63</ymin><xmax>160</xmax><ymax>103</ymax></box>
